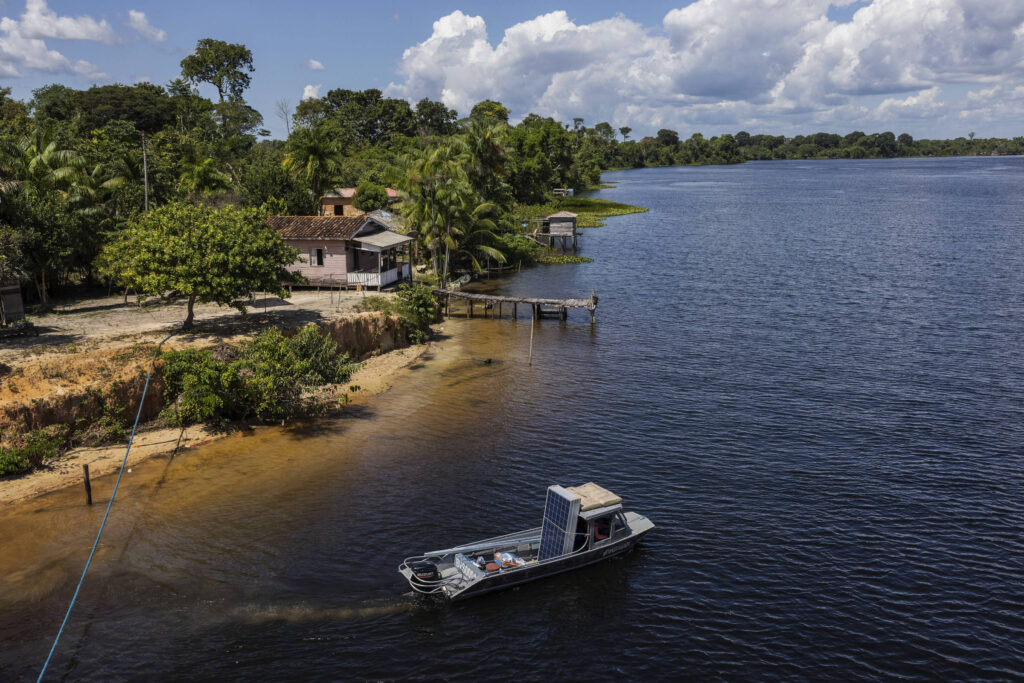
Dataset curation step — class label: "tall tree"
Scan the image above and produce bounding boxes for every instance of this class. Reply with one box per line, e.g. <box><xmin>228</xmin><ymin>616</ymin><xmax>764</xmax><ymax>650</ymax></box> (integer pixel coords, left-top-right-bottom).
<box><xmin>180</xmin><ymin>39</ymin><xmax>255</xmax><ymax>104</ymax></box>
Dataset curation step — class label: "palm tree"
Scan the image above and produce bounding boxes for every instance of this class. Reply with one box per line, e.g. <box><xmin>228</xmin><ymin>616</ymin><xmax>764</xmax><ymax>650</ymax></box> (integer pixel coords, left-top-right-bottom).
<box><xmin>0</xmin><ymin>128</ymin><xmax>83</xmax><ymax>194</ymax></box>
<box><xmin>0</xmin><ymin>128</ymin><xmax>85</xmax><ymax>303</ymax></box>
<box><xmin>392</xmin><ymin>140</ymin><xmax>505</xmax><ymax>287</ymax></box>
<box><xmin>282</xmin><ymin>125</ymin><xmax>342</xmax><ymax>213</ymax></box>
<box><xmin>178</xmin><ymin>157</ymin><xmax>232</xmax><ymax>199</ymax></box>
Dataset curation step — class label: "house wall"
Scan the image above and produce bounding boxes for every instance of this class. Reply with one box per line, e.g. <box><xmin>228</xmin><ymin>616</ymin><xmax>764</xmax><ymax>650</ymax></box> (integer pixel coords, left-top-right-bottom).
<box><xmin>320</xmin><ymin>198</ymin><xmax>363</xmax><ymax>217</ymax></box>
<box><xmin>284</xmin><ymin>239</ymin><xmax>349</xmax><ymax>281</ymax></box>
<box><xmin>549</xmin><ymin>217</ymin><xmax>576</xmax><ymax>235</ymax></box>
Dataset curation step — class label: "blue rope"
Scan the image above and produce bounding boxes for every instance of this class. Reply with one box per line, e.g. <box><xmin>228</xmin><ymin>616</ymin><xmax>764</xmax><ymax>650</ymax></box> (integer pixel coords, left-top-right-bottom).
<box><xmin>38</xmin><ymin>332</ymin><xmax>176</xmax><ymax>682</ymax></box>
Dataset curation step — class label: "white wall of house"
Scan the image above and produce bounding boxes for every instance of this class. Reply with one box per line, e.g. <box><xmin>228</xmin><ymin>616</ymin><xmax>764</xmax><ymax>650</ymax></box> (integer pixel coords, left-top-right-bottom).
<box><xmin>284</xmin><ymin>239</ymin><xmax>349</xmax><ymax>281</ymax></box>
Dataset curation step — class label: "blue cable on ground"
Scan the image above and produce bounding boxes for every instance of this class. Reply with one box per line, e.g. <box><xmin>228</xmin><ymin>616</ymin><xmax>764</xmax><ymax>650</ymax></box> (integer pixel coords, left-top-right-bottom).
<box><xmin>37</xmin><ymin>331</ymin><xmax>177</xmax><ymax>682</ymax></box>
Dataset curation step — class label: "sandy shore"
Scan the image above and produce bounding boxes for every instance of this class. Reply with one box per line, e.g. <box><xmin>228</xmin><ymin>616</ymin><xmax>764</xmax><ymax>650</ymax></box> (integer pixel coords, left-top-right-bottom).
<box><xmin>0</xmin><ymin>342</ymin><xmax>432</xmax><ymax>507</ymax></box>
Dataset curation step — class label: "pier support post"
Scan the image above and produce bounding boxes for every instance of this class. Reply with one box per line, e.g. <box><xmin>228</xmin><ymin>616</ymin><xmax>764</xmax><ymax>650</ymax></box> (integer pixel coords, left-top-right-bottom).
<box><xmin>82</xmin><ymin>464</ymin><xmax>92</xmax><ymax>506</ymax></box>
<box><xmin>560</xmin><ymin>307</ymin><xmax>567</xmax><ymax>321</ymax></box>
<box><xmin>469</xmin><ymin>301</ymin><xmax>473</xmax><ymax>318</ymax></box>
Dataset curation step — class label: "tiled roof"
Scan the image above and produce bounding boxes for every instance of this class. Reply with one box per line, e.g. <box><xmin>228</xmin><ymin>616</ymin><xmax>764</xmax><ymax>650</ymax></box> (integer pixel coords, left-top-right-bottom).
<box><xmin>548</xmin><ymin>211</ymin><xmax>578</xmax><ymax>218</ymax></box>
<box><xmin>268</xmin><ymin>216</ymin><xmax>366</xmax><ymax>240</ymax></box>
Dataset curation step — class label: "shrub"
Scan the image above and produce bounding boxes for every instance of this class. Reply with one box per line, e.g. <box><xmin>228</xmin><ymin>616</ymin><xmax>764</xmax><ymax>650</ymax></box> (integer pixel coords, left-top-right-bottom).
<box><xmin>355</xmin><ymin>285</ymin><xmax>438</xmax><ymax>344</ymax></box>
<box><xmin>0</xmin><ymin>449</ymin><xmax>28</xmax><ymax>476</ymax></box>
<box><xmin>0</xmin><ymin>427</ymin><xmax>66</xmax><ymax>476</ymax></box>
<box><xmin>393</xmin><ymin>284</ymin><xmax>439</xmax><ymax>342</ymax></box>
<box><xmin>161</xmin><ymin>348</ymin><xmax>240</xmax><ymax>426</ymax></box>
<box><xmin>160</xmin><ymin>327</ymin><xmax>353</xmax><ymax>425</ymax></box>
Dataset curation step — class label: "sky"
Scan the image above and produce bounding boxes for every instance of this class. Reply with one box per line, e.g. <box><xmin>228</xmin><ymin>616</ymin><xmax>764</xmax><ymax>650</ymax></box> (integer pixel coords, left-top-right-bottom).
<box><xmin>1</xmin><ymin>0</ymin><xmax>1022</xmax><ymax>141</ymax></box>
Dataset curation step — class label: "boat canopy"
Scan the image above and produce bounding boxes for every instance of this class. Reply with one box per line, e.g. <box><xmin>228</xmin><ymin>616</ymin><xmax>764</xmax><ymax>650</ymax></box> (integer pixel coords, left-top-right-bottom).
<box><xmin>566</xmin><ymin>483</ymin><xmax>622</xmax><ymax>512</ymax></box>
<box><xmin>580</xmin><ymin>503</ymin><xmax>623</xmax><ymax>520</ymax></box>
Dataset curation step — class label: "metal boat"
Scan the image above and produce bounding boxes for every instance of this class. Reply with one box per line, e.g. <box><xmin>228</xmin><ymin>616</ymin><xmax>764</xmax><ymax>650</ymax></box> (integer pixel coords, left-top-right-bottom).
<box><xmin>398</xmin><ymin>483</ymin><xmax>654</xmax><ymax>600</ymax></box>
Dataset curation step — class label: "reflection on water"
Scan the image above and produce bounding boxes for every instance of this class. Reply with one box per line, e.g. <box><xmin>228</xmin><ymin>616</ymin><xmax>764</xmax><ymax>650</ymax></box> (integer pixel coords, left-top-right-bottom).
<box><xmin>3</xmin><ymin>157</ymin><xmax>1024</xmax><ymax>680</ymax></box>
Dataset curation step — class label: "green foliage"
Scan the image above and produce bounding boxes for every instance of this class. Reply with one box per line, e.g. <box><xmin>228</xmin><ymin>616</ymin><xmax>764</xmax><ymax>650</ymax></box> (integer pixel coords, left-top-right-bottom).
<box><xmin>240</xmin><ymin>142</ymin><xmax>317</xmax><ymax>214</ymax></box>
<box><xmin>180</xmin><ymin>39</ymin><xmax>255</xmax><ymax>103</ymax></box>
<box><xmin>352</xmin><ymin>181</ymin><xmax>389</xmax><ymax>212</ymax></box>
<box><xmin>99</xmin><ymin>202</ymin><xmax>298</xmax><ymax>329</ymax></box>
<box><xmin>161</xmin><ymin>326</ymin><xmax>353</xmax><ymax>425</ymax></box>
<box><xmin>355</xmin><ymin>284</ymin><xmax>438</xmax><ymax>344</ymax></box>
<box><xmin>470</xmin><ymin>100</ymin><xmax>510</xmax><ymax>123</ymax></box>
<box><xmin>537</xmin><ymin>252</ymin><xmax>593</xmax><ymax>264</ymax></box>
<box><xmin>393</xmin><ymin>284</ymin><xmax>439</xmax><ymax>342</ymax></box>
<box><xmin>283</xmin><ymin>124</ymin><xmax>343</xmax><ymax>205</ymax></box>
<box><xmin>0</xmin><ymin>428</ymin><xmax>66</xmax><ymax>476</ymax></box>
<box><xmin>161</xmin><ymin>348</ymin><xmax>242</xmax><ymax>426</ymax></box>
<box><xmin>0</xmin><ymin>449</ymin><xmax>28</xmax><ymax>476</ymax></box>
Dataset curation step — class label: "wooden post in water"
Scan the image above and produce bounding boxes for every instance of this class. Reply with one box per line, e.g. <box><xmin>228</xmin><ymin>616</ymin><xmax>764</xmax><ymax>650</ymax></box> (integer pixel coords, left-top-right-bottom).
<box><xmin>82</xmin><ymin>464</ymin><xmax>92</xmax><ymax>505</ymax></box>
<box><xmin>469</xmin><ymin>300</ymin><xmax>473</xmax><ymax>318</ymax></box>
<box><xmin>529</xmin><ymin>319</ymin><xmax>535</xmax><ymax>366</ymax></box>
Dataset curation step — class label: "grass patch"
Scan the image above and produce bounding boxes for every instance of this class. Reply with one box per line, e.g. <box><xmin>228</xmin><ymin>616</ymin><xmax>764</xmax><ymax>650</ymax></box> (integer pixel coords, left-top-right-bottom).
<box><xmin>537</xmin><ymin>252</ymin><xmax>593</xmax><ymax>265</ymax></box>
<box><xmin>514</xmin><ymin>196</ymin><xmax>647</xmax><ymax>229</ymax></box>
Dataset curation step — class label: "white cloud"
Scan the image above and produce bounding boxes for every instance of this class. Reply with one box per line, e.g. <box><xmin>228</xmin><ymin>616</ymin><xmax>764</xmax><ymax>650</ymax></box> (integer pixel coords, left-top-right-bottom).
<box><xmin>72</xmin><ymin>58</ymin><xmax>106</xmax><ymax>81</ymax></box>
<box><xmin>0</xmin><ymin>1</ymin><xmax>112</xmax><ymax>79</ymax></box>
<box><xmin>389</xmin><ymin>2</ymin><xmax>1024</xmax><ymax>137</ymax></box>
<box><xmin>302</xmin><ymin>83</ymin><xmax>321</xmax><ymax>100</ymax></box>
<box><xmin>873</xmin><ymin>87</ymin><xmax>945</xmax><ymax>120</ymax></box>
<box><xmin>308</xmin><ymin>58</ymin><xmax>324</xmax><ymax>71</ymax></box>
<box><xmin>18</xmin><ymin>0</ymin><xmax>116</xmax><ymax>43</ymax></box>
<box><xmin>128</xmin><ymin>10</ymin><xmax>166</xmax><ymax>42</ymax></box>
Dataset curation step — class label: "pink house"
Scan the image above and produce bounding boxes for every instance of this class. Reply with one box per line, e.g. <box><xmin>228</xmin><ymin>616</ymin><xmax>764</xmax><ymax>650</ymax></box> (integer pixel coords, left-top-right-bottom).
<box><xmin>268</xmin><ymin>215</ymin><xmax>414</xmax><ymax>290</ymax></box>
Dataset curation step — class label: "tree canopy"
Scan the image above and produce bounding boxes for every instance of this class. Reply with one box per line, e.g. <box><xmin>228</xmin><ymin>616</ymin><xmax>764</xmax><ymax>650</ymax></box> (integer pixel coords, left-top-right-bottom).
<box><xmin>99</xmin><ymin>202</ymin><xmax>298</xmax><ymax>329</ymax></box>
<box><xmin>180</xmin><ymin>39</ymin><xmax>255</xmax><ymax>103</ymax></box>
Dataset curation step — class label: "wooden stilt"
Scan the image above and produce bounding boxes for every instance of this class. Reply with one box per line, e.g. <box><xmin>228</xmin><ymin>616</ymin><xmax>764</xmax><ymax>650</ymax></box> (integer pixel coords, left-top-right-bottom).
<box><xmin>82</xmin><ymin>464</ymin><xmax>92</xmax><ymax>506</ymax></box>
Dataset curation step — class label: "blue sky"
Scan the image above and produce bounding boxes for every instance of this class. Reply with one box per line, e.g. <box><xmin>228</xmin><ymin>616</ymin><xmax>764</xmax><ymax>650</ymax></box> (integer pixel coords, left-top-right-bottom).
<box><xmin>1</xmin><ymin>1</ymin><xmax>1021</xmax><ymax>140</ymax></box>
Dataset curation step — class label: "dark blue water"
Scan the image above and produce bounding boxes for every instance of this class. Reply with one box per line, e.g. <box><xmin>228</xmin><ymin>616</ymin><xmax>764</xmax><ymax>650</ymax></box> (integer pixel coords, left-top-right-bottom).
<box><xmin>3</xmin><ymin>157</ymin><xmax>1023</xmax><ymax>681</ymax></box>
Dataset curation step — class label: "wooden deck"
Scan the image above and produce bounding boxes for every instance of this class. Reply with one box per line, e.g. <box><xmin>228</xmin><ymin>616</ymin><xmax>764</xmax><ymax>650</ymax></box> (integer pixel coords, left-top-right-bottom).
<box><xmin>435</xmin><ymin>288</ymin><xmax>598</xmax><ymax>323</ymax></box>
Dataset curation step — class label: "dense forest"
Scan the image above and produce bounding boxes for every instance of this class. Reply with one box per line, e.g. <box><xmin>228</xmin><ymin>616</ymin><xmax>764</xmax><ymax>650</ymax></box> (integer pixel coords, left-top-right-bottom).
<box><xmin>2</xmin><ymin>38</ymin><xmax>1022</xmax><ymax>309</ymax></box>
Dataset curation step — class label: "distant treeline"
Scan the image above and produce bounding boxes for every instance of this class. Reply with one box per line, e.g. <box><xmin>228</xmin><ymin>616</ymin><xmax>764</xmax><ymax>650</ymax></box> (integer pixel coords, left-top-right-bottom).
<box><xmin>612</xmin><ymin>129</ymin><xmax>1024</xmax><ymax>167</ymax></box>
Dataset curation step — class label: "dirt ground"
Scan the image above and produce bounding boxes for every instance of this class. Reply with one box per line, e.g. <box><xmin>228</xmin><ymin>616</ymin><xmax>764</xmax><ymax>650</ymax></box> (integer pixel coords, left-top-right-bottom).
<box><xmin>0</xmin><ymin>288</ymin><xmax>385</xmax><ymax>363</ymax></box>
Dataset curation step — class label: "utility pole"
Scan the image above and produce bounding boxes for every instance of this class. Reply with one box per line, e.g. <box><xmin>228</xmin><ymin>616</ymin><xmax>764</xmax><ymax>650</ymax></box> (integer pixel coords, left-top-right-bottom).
<box><xmin>141</xmin><ymin>132</ymin><xmax>149</xmax><ymax>213</ymax></box>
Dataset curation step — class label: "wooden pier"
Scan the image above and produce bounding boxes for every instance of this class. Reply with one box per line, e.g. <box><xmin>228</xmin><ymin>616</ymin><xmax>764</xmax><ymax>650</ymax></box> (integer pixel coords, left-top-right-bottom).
<box><xmin>435</xmin><ymin>289</ymin><xmax>598</xmax><ymax>323</ymax></box>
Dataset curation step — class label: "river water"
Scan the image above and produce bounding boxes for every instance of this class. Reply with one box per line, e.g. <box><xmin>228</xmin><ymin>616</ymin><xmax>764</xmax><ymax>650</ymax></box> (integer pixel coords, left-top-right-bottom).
<box><xmin>3</xmin><ymin>157</ymin><xmax>1024</xmax><ymax>681</ymax></box>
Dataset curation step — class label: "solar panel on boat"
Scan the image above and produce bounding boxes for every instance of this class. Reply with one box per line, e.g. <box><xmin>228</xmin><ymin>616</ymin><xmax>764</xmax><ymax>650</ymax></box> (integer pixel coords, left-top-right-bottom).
<box><xmin>538</xmin><ymin>485</ymin><xmax>582</xmax><ymax>561</ymax></box>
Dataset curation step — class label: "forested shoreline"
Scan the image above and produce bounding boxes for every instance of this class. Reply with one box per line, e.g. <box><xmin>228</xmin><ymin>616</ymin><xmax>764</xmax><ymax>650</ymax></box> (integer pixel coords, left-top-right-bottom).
<box><xmin>2</xmin><ymin>37</ymin><xmax>1021</xmax><ymax>310</ymax></box>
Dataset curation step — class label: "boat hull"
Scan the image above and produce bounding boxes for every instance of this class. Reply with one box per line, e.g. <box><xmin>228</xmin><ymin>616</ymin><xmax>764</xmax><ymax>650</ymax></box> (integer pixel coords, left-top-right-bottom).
<box><xmin>448</xmin><ymin>523</ymin><xmax>651</xmax><ymax>600</ymax></box>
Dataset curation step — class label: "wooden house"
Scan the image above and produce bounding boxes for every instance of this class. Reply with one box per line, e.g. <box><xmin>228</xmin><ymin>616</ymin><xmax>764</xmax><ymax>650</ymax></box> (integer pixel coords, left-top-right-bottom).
<box><xmin>268</xmin><ymin>215</ymin><xmax>414</xmax><ymax>290</ymax></box>
<box><xmin>0</xmin><ymin>280</ymin><xmax>25</xmax><ymax>324</ymax></box>
<box><xmin>547</xmin><ymin>211</ymin><xmax>578</xmax><ymax>236</ymax></box>
<box><xmin>320</xmin><ymin>187</ymin><xmax>399</xmax><ymax>217</ymax></box>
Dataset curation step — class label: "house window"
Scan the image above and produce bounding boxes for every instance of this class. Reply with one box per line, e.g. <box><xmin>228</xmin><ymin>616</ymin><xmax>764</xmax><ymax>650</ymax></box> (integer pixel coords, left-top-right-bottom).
<box><xmin>311</xmin><ymin>248</ymin><xmax>324</xmax><ymax>267</ymax></box>
<box><xmin>333</xmin><ymin>205</ymin><xmax>343</xmax><ymax>216</ymax></box>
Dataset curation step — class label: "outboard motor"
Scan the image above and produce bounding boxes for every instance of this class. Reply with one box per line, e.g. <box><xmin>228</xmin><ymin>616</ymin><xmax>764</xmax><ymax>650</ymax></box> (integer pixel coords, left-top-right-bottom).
<box><xmin>410</xmin><ymin>561</ymin><xmax>440</xmax><ymax>582</ymax></box>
